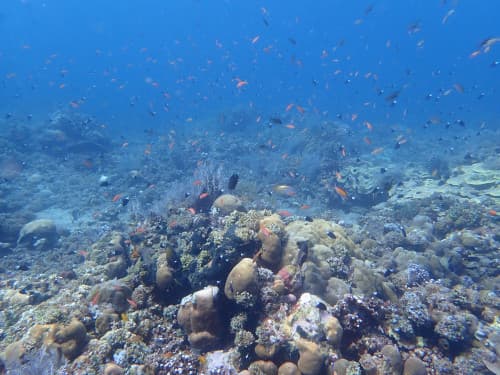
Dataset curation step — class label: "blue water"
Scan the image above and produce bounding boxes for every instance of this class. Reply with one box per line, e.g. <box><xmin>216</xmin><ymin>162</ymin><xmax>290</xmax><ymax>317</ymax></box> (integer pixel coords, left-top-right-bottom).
<box><xmin>1</xmin><ymin>0</ymin><xmax>499</xmax><ymax>138</ymax></box>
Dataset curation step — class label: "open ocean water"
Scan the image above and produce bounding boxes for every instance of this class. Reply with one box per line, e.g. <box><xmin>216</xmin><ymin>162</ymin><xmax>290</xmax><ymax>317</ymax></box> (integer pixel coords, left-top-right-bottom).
<box><xmin>0</xmin><ymin>1</ymin><xmax>499</xmax><ymax>374</ymax></box>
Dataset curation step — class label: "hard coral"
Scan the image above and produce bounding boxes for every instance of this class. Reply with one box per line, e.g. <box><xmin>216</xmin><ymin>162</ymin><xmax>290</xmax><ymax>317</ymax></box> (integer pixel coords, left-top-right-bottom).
<box><xmin>177</xmin><ymin>286</ymin><xmax>224</xmax><ymax>352</ymax></box>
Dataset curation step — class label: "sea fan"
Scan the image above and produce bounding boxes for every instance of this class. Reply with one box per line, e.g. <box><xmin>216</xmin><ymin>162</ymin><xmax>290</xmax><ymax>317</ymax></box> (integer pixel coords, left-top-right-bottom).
<box><xmin>6</xmin><ymin>345</ymin><xmax>66</xmax><ymax>375</ymax></box>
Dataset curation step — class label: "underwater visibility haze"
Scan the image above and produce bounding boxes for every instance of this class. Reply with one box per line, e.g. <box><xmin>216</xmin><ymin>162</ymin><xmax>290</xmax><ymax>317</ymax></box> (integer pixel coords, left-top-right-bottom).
<box><xmin>0</xmin><ymin>1</ymin><xmax>499</xmax><ymax>374</ymax></box>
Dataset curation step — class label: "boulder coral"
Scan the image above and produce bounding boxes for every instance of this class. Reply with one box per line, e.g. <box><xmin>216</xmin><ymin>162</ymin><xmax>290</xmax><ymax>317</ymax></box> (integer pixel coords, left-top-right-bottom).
<box><xmin>90</xmin><ymin>280</ymin><xmax>133</xmax><ymax>313</ymax></box>
<box><xmin>257</xmin><ymin>214</ymin><xmax>286</xmax><ymax>268</ymax></box>
<box><xmin>296</xmin><ymin>338</ymin><xmax>324</xmax><ymax>375</ymax></box>
<box><xmin>17</xmin><ymin>219</ymin><xmax>58</xmax><ymax>250</ymax></box>
<box><xmin>224</xmin><ymin>258</ymin><xmax>258</xmax><ymax>303</ymax></box>
<box><xmin>50</xmin><ymin>319</ymin><xmax>88</xmax><ymax>360</ymax></box>
<box><xmin>177</xmin><ymin>285</ymin><xmax>223</xmax><ymax>352</ymax></box>
<box><xmin>213</xmin><ymin>194</ymin><xmax>246</xmax><ymax>215</ymax></box>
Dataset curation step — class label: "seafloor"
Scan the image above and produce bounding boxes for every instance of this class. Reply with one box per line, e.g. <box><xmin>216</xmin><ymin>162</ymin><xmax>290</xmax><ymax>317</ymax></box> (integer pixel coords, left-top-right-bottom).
<box><xmin>0</xmin><ymin>111</ymin><xmax>498</xmax><ymax>375</ymax></box>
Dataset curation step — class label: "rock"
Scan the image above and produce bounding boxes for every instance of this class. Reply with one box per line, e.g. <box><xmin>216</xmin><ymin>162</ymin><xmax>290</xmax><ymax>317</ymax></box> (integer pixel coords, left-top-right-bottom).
<box><xmin>17</xmin><ymin>219</ymin><xmax>58</xmax><ymax>250</ymax></box>
<box><xmin>177</xmin><ymin>286</ymin><xmax>223</xmax><ymax>352</ymax></box>
<box><xmin>284</xmin><ymin>293</ymin><xmax>334</xmax><ymax>342</ymax></box>
<box><xmin>224</xmin><ymin>258</ymin><xmax>258</xmax><ymax>301</ymax></box>
<box><xmin>296</xmin><ymin>338</ymin><xmax>324</xmax><ymax>375</ymax></box>
<box><xmin>434</xmin><ymin>313</ymin><xmax>476</xmax><ymax>346</ymax></box>
<box><xmin>333</xmin><ymin>359</ymin><xmax>363</xmax><ymax>375</ymax></box>
<box><xmin>213</xmin><ymin>194</ymin><xmax>246</xmax><ymax>215</ymax></box>
<box><xmin>359</xmin><ymin>354</ymin><xmax>379</xmax><ymax>375</ymax></box>
<box><xmin>403</xmin><ymin>357</ymin><xmax>427</xmax><ymax>375</ymax></box>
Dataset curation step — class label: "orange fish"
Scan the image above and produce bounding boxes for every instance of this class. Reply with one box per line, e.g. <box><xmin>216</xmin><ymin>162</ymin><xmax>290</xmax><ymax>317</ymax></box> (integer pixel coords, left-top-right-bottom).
<box><xmin>363</xmin><ymin>136</ymin><xmax>372</xmax><ymax>145</ymax></box>
<box><xmin>187</xmin><ymin>207</ymin><xmax>196</xmax><ymax>215</ymax></box>
<box><xmin>127</xmin><ymin>298</ymin><xmax>138</xmax><ymax>309</ymax></box>
<box><xmin>334</xmin><ymin>186</ymin><xmax>348</xmax><ymax>199</ymax></box>
<box><xmin>260</xmin><ymin>225</ymin><xmax>272</xmax><ymax>237</ymax></box>
<box><xmin>364</xmin><ymin>121</ymin><xmax>373</xmax><ymax>131</ymax></box>
<box><xmin>488</xmin><ymin>209</ymin><xmax>497</xmax><ymax>216</ymax></box>
<box><xmin>91</xmin><ymin>292</ymin><xmax>100</xmax><ymax>305</ymax></box>
<box><xmin>236</xmin><ymin>80</ymin><xmax>248</xmax><ymax>89</ymax></box>
<box><xmin>251</xmin><ymin>35</ymin><xmax>260</xmax><ymax>44</ymax></box>
<box><xmin>371</xmin><ymin>147</ymin><xmax>384</xmax><ymax>155</ymax></box>
<box><xmin>199</xmin><ymin>192</ymin><xmax>209</xmax><ymax>199</ymax></box>
<box><xmin>82</xmin><ymin>159</ymin><xmax>93</xmax><ymax>169</ymax></box>
<box><xmin>335</xmin><ymin>171</ymin><xmax>342</xmax><ymax>181</ymax></box>
<box><xmin>285</xmin><ymin>124</ymin><xmax>296</xmax><ymax>129</ymax></box>
<box><xmin>300</xmin><ymin>204</ymin><xmax>311</xmax><ymax>210</ymax></box>
<box><xmin>340</xmin><ymin>146</ymin><xmax>347</xmax><ymax>157</ymax></box>
<box><xmin>112</xmin><ymin>194</ymin><xmax>122</xmax><ymax>202</ymax></box>
<box><xmin>351</xmin><ymin>113</ymin><xmax>358</xmax><ymax>121</ymax></box>
<box><xmin>285</xmin><ymin>103</ymin><xmax>294</xmax><ymax>111</ymax></box>
<box><xmin>277</xmin><ymin>210</ymin><xmax>293</xmax><ymax>217</ymax></box>
<box><xmin>296</xmin><ymin>105</ymin><xmax>305</xmax><ymax>114</ymax></box>
<box><xmin>193</xmin><ymin>179</ymin><xmax>202</xmax><ymax>186</ymax></box>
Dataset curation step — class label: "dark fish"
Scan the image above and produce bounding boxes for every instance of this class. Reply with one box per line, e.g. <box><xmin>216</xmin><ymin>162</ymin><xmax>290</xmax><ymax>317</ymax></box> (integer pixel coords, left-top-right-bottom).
<box><xmin>407</xmin><ymin>21</ymin><xmax>421</xmax><ymax>34</ymax></box>
<box><xmin>400</xmin><ymin>225</ymin><xmax>407</xmax><ymax>238</ymax></box>
<box><xmin>326</xmin><ymin>231</ymin><xmax>336</xmax><ymax>239</ymax></box>
<box><xmin>385</xmin><ymin>90</ymin><xmax>400</xmax><ymax>103</ymax></box>
<box><xmin>316</xmin><ymin>301</ymin><xmax>327</xmax><ymax>311</ymax></box>
<box><xmin>296</xmin><ymin>240</ymin><xmax>309</xmax><ymax>266</ymax></box>
<box><xmin>296</xmin><ymin>325</ymin><xmax>308</xmax><ymax>338</ymax></box>
<box><xmin>263</xmin><ymin>18</ymin><xmax>269</xmax><ymax>26</ymax></box>
<box><xmin>121</xmin><ymin>196</ymin><xmax>130</xmax><ymax>207</ymax></box>
<box><xmin>288</xmin><ymin>37</ymin><xmax>297</xmax><ymax>45</ymax></box>
<box><xmin>228</xmin><ymin>174</ymin><xmax>239</xmax><ymax>190</ymax></box>
<box><xmin>270</xmin><ymin>117</ymin><xmax>282</xmax><ymax>124</ymax></box>
<box><xmin>380</xmin><ymin>168</ymin><xmax>387</xmax><ymax>173</ymax></box>
<box><xmin>305</xmin><ymin>216</ymin><xmax>314</xmax><ymax>222</ymax></box>
<box><xmin>365</xmin><ymin>4</ymin><xmax>374</xmax><ymax>15</ymax></box>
